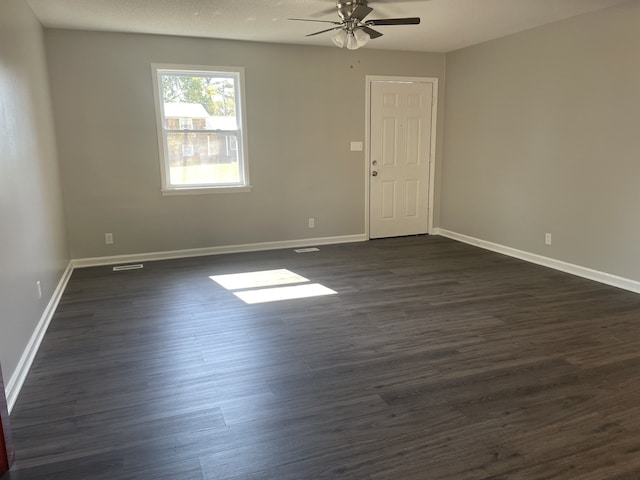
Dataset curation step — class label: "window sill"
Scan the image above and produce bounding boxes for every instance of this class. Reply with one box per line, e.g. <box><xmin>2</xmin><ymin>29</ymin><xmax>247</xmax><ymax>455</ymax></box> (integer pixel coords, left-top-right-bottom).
<box><xmin>161</xmin><ymin>185</ymin><xmax>252</xmax><ymax>196</ymax></box>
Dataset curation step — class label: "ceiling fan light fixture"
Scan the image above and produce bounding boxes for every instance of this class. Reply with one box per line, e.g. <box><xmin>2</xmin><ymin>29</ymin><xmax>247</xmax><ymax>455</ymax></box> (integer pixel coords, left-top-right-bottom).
<box><xmin>354</xmin><ymin>28</ymin><xmax>370</xmax><ymax>47</ymax></box>
<box><xmin>345</xmin><ymin>28</ymin><xmax>369</xmax><ymax>50</ymax></box>
<box><xmin>346</xmin><ymin>31</ymin><xmax>357</xmax><ymax>50</ymax></box>
<box><xmin>331</xmin><ymin>29</ymin><xmax>347</xmax><ymax>48</ymax></box>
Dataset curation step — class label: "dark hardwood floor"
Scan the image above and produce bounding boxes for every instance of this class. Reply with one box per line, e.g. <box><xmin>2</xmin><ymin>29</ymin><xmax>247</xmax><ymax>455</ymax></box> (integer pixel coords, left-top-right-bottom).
<box><xmin>5</xmin><ymin>235</ymin><xmax>640</xmax><ymax>479</ymax></box>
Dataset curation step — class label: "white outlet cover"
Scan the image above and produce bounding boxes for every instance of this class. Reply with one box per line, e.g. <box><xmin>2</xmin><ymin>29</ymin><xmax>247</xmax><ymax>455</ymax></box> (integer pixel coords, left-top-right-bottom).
<box><xmin>350</xmin><ymin>141</ymin><xmax>363</xmax><ymax>152</ymax></box>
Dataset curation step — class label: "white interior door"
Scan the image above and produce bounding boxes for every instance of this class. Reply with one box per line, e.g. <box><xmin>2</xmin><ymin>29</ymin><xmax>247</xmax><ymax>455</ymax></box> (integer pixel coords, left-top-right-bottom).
<box><xmin>369</xmin><ymin>81</ymin><xmax>433</xmax><ymax>239</ymax></box>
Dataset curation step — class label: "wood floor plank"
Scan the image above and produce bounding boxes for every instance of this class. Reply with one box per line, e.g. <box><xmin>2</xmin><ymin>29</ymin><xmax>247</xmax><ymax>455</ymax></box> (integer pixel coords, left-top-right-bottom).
<box><xmin>5</xmin><ymin>236</ymin><xmax>640</xmax><ymax>479</ymax></box>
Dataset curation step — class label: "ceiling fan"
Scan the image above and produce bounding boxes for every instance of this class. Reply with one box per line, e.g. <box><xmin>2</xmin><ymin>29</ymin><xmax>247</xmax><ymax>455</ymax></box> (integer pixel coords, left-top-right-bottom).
<box><xmin>290</xmin><ymin>0</ymin><xmax>421</xmax><ymax>50</ymax></box>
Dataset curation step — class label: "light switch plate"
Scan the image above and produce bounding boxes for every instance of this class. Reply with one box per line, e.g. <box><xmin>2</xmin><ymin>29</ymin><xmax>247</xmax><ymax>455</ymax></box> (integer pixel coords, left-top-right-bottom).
<box><xmin>350</xmin><ymin>141</ymin><xmax>363</xmax><ymax>152</ymax></box>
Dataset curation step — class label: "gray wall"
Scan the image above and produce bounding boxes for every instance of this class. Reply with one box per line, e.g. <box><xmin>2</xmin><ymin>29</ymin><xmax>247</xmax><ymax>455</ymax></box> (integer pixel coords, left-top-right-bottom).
<box><xmin>441</xmin><ymin>0</ymin><xmax>640</xmax><ymax>281</ymax></box>
<box><xmin>0</xmin><ymin>0</ymin><xmax>69</xmax><ymax>382</ymax></box>
<box><xmin>44</xmin><ymin>30</ymin><xmax>446</xmax><ymax>259</ymax></box>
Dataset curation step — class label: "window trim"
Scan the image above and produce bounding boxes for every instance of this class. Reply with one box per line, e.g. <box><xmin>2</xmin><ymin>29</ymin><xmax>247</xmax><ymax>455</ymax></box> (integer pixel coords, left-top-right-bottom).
<box><xmin>151</xmin><ymin>63</ymin><xmax>251</xmax><ymax>195</ymax></box>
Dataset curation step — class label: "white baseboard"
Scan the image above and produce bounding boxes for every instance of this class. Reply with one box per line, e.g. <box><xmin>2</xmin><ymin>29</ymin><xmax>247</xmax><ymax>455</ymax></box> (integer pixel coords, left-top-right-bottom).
<box><xmin>434</xmin><ymin>228</ymin><xmax>640</xmax><ymax>294</ymax></box>
<box><xmin>6</xmin><ymin>261</ymin><xmax>74</xmax><ymax>413</ymax></box>
<box><xmin>71</xmin><ymin>234</ymin><xmax>368</xmax><ymax>268</ymax></box>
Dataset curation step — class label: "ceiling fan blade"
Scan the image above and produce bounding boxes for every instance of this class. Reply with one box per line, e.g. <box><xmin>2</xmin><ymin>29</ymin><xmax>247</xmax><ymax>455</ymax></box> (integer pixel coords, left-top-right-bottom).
<box><xmin>351</xmin><ymin>5</ymin><xmax>374</xmax><ymax>21</ymax></box>
<box><xmin>366</xmin><ymin>17</ymin><xmax>421</xmax><ymax>26</ymax></box>
<box><xmin>306</xmin><ymin>26</ymin><xmax>343</xmax><ymax>37</ymax></box>
<box><xmin>361</xmin><ymin>26</ymin><xmax>383</xmax><ymax>39</ymax></box>
<box><xmin>289</xmin><ymin>18</ymin><xmax>341</xmax><ymax>25</ymax></box>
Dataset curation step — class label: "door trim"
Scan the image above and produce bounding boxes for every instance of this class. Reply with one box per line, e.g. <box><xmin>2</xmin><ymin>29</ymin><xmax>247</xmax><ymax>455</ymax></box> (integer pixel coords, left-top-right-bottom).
<box><xmin>365</xmin><ymin>75</ymin><xmax>438</xmax><ymax>239</ymax></box>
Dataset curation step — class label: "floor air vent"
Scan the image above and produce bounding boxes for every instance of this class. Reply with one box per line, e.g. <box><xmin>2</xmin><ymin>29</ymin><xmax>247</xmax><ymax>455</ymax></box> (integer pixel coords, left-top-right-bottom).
<box><xmin>112</xmin><ymin>264</ymin><xmax>144</xmax><ymax>272</ymax></box>
<box><xmin>294</xmin><ymin>248</ymin><xmax>320</xmax><ymax>253</ymax></box>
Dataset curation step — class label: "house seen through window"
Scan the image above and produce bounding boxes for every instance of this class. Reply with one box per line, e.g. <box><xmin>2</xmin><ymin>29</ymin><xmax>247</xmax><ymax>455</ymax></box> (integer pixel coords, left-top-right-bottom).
<box><xmin>152</xmin><ymin>65</ymin><xmax>250</xmax><ymax>194</ymax></box>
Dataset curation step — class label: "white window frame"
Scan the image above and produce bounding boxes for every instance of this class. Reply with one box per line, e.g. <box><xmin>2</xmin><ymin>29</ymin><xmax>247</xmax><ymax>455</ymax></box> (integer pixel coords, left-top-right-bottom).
<box><xmin>151</xmin><ymin>64</ymin><xmax>251</xmax><ymax>195</ymax></box>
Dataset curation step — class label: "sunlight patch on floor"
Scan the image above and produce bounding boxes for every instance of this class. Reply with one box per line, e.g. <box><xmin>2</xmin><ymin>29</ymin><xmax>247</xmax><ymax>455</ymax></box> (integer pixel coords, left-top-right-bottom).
<box><xmin>233</xmin><ymin>283</ymin><xmax>337</xmax><ymax>304</ymax></box>
<box><xmin>210</xmin><ymin>269</ymin><xmax>337</xmax><ymax>304</ymax></box>
<box><xmin>210</xmin><ymin>269</ymin><xmax>308</xmax><ymax>290</ymax></box>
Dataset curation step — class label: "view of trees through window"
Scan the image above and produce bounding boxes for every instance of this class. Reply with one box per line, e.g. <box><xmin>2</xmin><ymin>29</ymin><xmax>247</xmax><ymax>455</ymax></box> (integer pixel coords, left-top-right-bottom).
<box><xmin>160</xmin><ymin>72</ymin><xmax>244</xmax><ymax>188</ymax></box>
<box><xmin>162</xmin><ymin>75</ymin><xmax>236</xmax><ymax>116</ymax></box>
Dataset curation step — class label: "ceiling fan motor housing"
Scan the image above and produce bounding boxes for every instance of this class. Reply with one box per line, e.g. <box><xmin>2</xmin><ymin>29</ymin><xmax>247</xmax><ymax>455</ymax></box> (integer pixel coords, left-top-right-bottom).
<box><xmin>336</xmin><ymin>0</ymin><xmax>369</xmax><ymax>21</ymax></box>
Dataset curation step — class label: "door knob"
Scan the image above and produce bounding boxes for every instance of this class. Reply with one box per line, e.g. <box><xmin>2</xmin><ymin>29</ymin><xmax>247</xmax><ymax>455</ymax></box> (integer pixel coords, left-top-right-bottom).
<box><xmin>372</xmin><ymin>171</ymin><xmax>378</xmax><ymax>176</ymax></box>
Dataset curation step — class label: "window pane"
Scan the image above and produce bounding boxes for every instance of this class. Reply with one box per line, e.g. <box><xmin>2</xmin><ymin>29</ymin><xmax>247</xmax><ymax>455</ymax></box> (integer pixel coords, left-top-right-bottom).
<box><xmin>166</xmin><ymin>132</ymin><xmax>241</xmax><ymax>186</ymax></box>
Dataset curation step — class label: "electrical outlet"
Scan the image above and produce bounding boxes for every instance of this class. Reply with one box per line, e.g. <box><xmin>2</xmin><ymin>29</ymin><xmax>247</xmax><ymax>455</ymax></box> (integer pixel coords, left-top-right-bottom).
<box><xmin>308</xmin><ymin>218</ymin><xmax>315</xmax><ymax>228</ymax></box>
<box><xmin>545</xmin><ymin>233</ymin><xmax>552</xmax><ymax>245</ymax></box>
<box><xmin>105</xmin><ymin>233</ymin><xmax>114</xmax><ymax>245</ymax></box>
<box><xmin>36</xmin><ymin>281</ymin><xmax>42</xmax><ymax>299</ymax></box>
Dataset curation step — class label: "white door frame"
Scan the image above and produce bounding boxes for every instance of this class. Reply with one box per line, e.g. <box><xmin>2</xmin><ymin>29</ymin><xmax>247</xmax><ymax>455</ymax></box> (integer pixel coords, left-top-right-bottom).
<box><xmin>365</xmin><ymin>75</ymin><xmax>438</xmax><ymax>239</ymax></box>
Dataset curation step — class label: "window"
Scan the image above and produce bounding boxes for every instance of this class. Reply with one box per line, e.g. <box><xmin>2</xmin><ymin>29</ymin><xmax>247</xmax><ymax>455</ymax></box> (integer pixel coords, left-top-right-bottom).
<box><xmin>182</xmin><ymin>144</ymin><xmax>194</xmax><ymax>157</ymax></box>
<box><xmin>227</xmin><ymin>136</ymin><xmax>238</xmax><ymax>154</ymax></box>
<box><xmin>152</xmin><ymin>64</ymin><xmax>250</xmax><ymax>194</ymax></box>
<box><xmin>178</xmin><ymin>118</ymin><xmax>193</xmax><ymax>131</ymax></box>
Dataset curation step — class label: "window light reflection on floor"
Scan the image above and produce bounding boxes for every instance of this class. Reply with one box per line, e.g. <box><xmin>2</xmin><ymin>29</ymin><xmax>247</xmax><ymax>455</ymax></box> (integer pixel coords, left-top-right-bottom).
<box><xmin>210</xmin><ymin>269</ymin><xmax>308</xmax><ymax>290</ymax></box>
<box><xmin>234</xmin><ymin>283</ymin><xmax>337</xmax><ymax>304</ymax></box>
<box><xmin>210</xmin><ymin>269</ymin><xmax>337</xmax><ymax>304</ymax></box>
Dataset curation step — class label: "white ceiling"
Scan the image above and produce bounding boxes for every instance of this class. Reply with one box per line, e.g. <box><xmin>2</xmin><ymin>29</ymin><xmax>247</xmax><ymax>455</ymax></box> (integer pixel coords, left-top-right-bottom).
<box><xmin>25</xmin><ymin>0</ymin><xmax>629</xmax><ymax>53</ymax></box>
